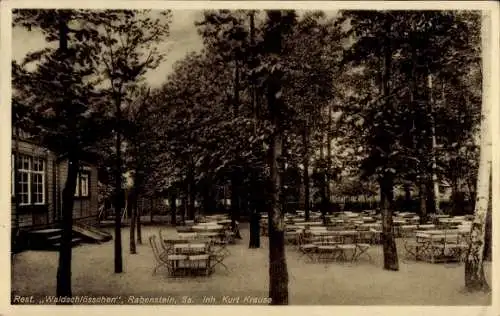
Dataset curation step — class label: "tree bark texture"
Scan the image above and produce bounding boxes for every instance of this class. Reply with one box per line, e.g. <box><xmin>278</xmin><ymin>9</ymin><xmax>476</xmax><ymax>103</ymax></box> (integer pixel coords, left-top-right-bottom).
<box><xmin>136</xmin><ymin>205</ymin><xmax>142</xmax><ymax>244</ymax></box>
<box><xmin>379</xmin><ymin>14</ymin><xmax>398</xmax><ymax>272</ymax></box>
<box><xmin>379</xmin><ymin>175</ymin><xmax>399</xmax><ymax>271</ymax></box>
<box><xmin>419</xmin><ymin>179</ymin><xmax>428</xmax><ymax>224</ymax></box>
<box><xmin>129</xmin><ymin>188</ymin><xmax>137</xmax><ymax>254</ymax></box>
<box><xmin>170</xmin><ymin>191</ymin><xmax>177</xmax><ymax>225</ymax></box>
<box><xmin>114</xmin><ymin>98</ymin><xmax>123</xmax><ymax>273</ymax></box>
<box><xmin>464</xmin><ymin>11</ymin><xmax>491</xmax><ymax>290</ymax></box>
<box><xmin>268</xmin><ymin>131</ymin><xmax>288</xmax><ymax>304</ymax></box>
<box><xmin>56</xmin><ymin>12</ymin><xmax>76</xmax><ymax>301</ymax></box>
<box><xmin>57</xmin><ymin>154</ymin><xmax>79</xmax><ymax>300</ymax></box>
<box><xmin>303</xmin><ymin>124</ymin><xmax>310</xmax><ymax>221</ymax></box>
<box><xmin>230</xmin><ymin>168</ymin><xmax>241</xmax><ymax>233</ymax></box>
<box><xmin>249</xmin><ymin>171</ymin><xmax>261</xmax><ymax>248</ymax></box>
<box><xmin>187</xmin><ymin>165</ymin><xmax>195</xmax><ymax>221</ymax></box>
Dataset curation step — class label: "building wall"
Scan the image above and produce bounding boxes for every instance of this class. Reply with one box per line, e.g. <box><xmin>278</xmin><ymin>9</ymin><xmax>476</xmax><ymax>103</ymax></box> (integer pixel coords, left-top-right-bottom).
<box><xmin>57</xmin><ymin>159</ymin><xmax>99</xmax><ymax>224</ymax></box>
<box><xmin>11</xmin><ymin>139</ymin><xmax>56</xmax><ymax>230</ymax></box>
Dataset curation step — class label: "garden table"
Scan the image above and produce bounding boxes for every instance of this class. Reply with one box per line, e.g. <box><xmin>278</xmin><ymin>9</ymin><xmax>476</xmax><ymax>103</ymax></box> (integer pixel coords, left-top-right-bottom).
<box><xmin>432</xmin><ymin>214</ymin><xmax>450</xmax><ymax>219</ymax></box>
<box><xmin>417</xmin><ymin>224</ymin><xmax>436</xmax><ymax>230</ymax></box>
<box><xmin>412</xmin><ymin>230</ymin><xmax>469</xmax><ymax>263</ymax></box>
<box><xmin>192</xmin><ymin>224</ymin><xmax>224</xmax><ymax>232</ymax></box>
<box><xmin>197</xmin><ymin>232</ymin><xmax>221</xmax><ymax>240</ymax></box>
<box><xmin>309</xmin><ymin>226</ymin><xmax>328</xmax><ymax>230</ymax></box>
<box><xmin>326</xmin><ymin>230</ymin><xmax>359</xmax><ymax>244</ymax></box>
<box><xmin>177</xmin><ymin>232</ymin><xmax>198</xmax><ymax>240</ymax></box>
<box><xmin>360</xmin><ymin>223</ymin><xmax>381</xmax><ymax>229</ymax></box>
<box><xmin>310</xmin><ymin>230</ymin><xmax>331</xmax><ymax>236</ymax></box>
<box><xmin>393</xmin><ymin>219</ymin><xmax>408</xmax><ymax>224</ymax></box>
<box><xmin>302</xmin><ymin>222</ymin><xmax>324</xmax><ymax>227</ymax></box>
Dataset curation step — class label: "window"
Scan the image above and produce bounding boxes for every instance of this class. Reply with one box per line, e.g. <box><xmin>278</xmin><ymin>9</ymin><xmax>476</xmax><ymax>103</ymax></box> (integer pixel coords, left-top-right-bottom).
<box><xmin>14</xmin><ymin>155</ymin><xmax>46</xmax><ymax>205</ymax></box>
<box><xmin>75</xmin><ymin>172</ymin><xmax>90</xmax><ymax>198</ymax></box>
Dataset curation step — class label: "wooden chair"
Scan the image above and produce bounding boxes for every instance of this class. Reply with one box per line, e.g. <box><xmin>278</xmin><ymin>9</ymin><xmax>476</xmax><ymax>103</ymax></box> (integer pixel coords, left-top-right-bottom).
<box><xmin>209</xmin><ymin>242</ymin><xmax>230</xmax><ymax>273</ymax></box>
<box><xmin>159</xmin><ymin>229</ymin><xmax>174</xmax><ymax>255</ymax></box>
<box><xmin>149</xmin><ymin>236</ymin><xmax>187</xmax><ymax>276</ymax></box>
<box><xmin>297</xmin><ymin>234</ymin><xmax>318</xmax><ymax>263</ymax></box>
<box><xmin>188</xmin><ymin>254</ymin><xmax>211</xmax><ymax>276</ymax></box>
<box><xmin>353</xmin><ymin>242</ymin><xmax>372</xmax><ymax>262</ymax></box>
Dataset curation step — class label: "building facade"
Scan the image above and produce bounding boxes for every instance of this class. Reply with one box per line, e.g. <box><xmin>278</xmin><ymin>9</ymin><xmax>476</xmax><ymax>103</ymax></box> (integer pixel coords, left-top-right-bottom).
<box><xmin>11</xmin><ymin>137</ymin><xmax>99</xmax><ymax>232</ymax></box>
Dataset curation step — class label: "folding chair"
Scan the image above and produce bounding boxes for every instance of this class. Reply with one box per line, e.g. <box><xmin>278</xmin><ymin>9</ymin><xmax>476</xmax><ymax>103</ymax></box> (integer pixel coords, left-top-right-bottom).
<box><xmin>353</xmin><ymin>243</ymin><xmax>372</xmax><ymax>262</ymax></box>
<box><xmin>336</xmin><ymin>244</ymin><xmax>357</xmax><ymax>261</ymax></box>
<box><xmin>209</xmin><ymin>243</ymin><xmax>230</xmax><ymax>273</ymax></box>
<box><xmin>188</xmin><ymin>254</ymin><xmax>211</xmax><ymax>276</ymax></box>
<box><xmin>298</xmin><ymin>234</ymin><xmax>320</xmax><ymax>262</ymax></box>
<box><xmin>159</xmin><ymin>229</ymin><xmax>174</xmax><ymax>256</ymax></box>
<box><xmin>149</xmin><ymin>236</ymin><xmax>187</xmax><ymax>276</ymax></box>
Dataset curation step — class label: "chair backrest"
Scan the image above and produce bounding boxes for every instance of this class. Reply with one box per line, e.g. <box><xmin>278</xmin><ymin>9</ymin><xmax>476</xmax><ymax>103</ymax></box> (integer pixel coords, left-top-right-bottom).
<box><xmin>158</xmin><ymin>229</ymin><xmax>172</xmax><ymax>253</ymax></box>
<box><xmin>149</xmin><ymin>236</ymin><xmax>164</xmax><ymax>263</ymax></box>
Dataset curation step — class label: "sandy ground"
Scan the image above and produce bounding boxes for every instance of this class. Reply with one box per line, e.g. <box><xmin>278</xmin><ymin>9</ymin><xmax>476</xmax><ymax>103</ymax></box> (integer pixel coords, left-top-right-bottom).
<box><xmin>11</xmin><ymin>224</ymin><xmax>491</xmax><ymax>305</ymax></box>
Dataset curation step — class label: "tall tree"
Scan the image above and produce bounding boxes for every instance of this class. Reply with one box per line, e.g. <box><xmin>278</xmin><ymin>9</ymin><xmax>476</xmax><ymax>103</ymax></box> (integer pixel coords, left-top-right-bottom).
<box><xmin>123</xmin><ymin>86</ymin><xmax>156</xmax><ymax>253</ymax></box>
<box><xmin>13</xmin><ymin>9</ymin><xmax>107</xmax><ymax>299</ymax></box>
<box><xmin>464</xmin><ymin>11</ymin><xmax>490</xmax><ymax>292</ymax></box>
<box><xmin>92</xmin><ymin>9</ymin><xmax>171</xmax><ymax>272</ymax></box>
<box><xmin>260</xmin><ymin>10</ymin><xmax>297</xmax><ymax>305</ymax></box>
<box><xmin>341</xmin><ymin>10</ymin><xmax>400</xmax><ymax>270</ymax></box>
<box><xmin>247</xmin><ymin>10</ymin><xmax>261</xmax><ymax>248</ymax></box>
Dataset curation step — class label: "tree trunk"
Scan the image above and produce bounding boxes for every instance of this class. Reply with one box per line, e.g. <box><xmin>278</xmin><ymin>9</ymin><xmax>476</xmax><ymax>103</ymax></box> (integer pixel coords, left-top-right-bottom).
<box><xmin>303</xmin><ymin>124</ymin><xmax>310</xmax><ymax>221</ymax></box>
<box><xmin>187</xmin><ymin>166</ymin><xmax>195</xmax><ymax>221</ymax></box>
<box><xmin>249</xmin><ymin>202</ymin><xmax>261</xmax><ymax>248</ymax></box>
<box><xmin>230</xmin><ymin>168</ymin><xmax>242</xmax><ymax>239</ymax></box>
<box><xmin>451</xmin><ymin>176</ymin><xmax>462</xmax><ymax>216</ymax></box>
<box><xmin>377</xmin><ymin>14</ymin><xmax>398</xmax><ymax>271</ymax></box>
<box><xmin>181</xmin><ymin>195</ymin><xmax>187</xmax><ymax>224</ymax></box>
<box><xmin>483</xmin><ymin>196</ymin><xmax>492</xmax><ymax>261</ymax></box>
<box><xmin>129</xmin><ymin>188</ymin><xmax>137</xmax><ymax>254</ymax></box>
<box><xmin>170</xmin><ymin>191</ymin><xmax>177</xmax><ymax>225</ymax></box>
<box><xmin>379</xmin><ymin>175</ymin><xmax>399</xmax><ymax>271</ymax></box>
<box><xmin>426</xmin><ymin>178</ymin><xmax>437</xmax><ymax>214</ymax></box>
<box><xmin>114</xmin><ymin>103</ymin><xmax>123</xmax><ymax>273</ymax></box>
<box><xmin>230</xmin><ymin>58</ymin><xmax>243</xmax><ymax>238</ymax></box>
<box><xmin>418</xmin><ymin>179</ymin><xmax>428</xmax><ymax>224</ymax></box>
<box><xmin>57</xmin><ymin>153</ymin><xmax>79</xmax><ymax>299</ymax></box>
<box><xmin>149</xmin><ymin>197</ymin><xmax>153</xmax><ymax>223</ymax></box>
<box><xmin>55</xmin><ymin>13</ymin><xmax>76</xmax><ymax>301</ymax></box>
<box><xmin>268</xmin><ymin>130</ymin><xmax>288</xmax><ymax>304</ymax></box>
<box><xmin>136</xmin><ymin>203</ymin><xmax>142</xmax><ymax>244</ymax></box>
<box><xmin>464</xmin><ymin>11</ymin><xmax>491</xmax><ymax>291</ymax></box>
<box><xmin>427</xmin><ymin>73</ymin><xmax>441</xmax><ymax>214</ymax></box>
<box><xmin>248</xmin><ymin>169</ymin><xmax>261</xmax><ymax>248</ymax></box>
<box><xmin>202</xmin><ymin>182</ymin><xmax>213</xmax><ymax>216</ymax></box>
<box><xmin>404</xmin><ymin>183</ymin><xmax>411</xmax><ymax>205</ymax></box>
<box><xmin>326</xmin><ymin>103</ymin><xmax>332</xmax><ymax>205</ymax></box>
<box><xmin>249</xmin><ymin>211</ymin><xmax>261</xmax><ymax>248</ymax></box>
<box><xmin>464</xmin><ymin>158</ymin><xmax>490</xmax><ymax>291</ymax></box>
<box><xmin>267</xmin><ymin>63</ymin><xmax>288</xmax><ymax>305</ymax></box>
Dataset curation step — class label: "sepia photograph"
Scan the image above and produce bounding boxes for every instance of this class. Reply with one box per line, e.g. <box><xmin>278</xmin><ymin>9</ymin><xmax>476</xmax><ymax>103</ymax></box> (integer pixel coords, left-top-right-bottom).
<box><xmin>3</xmin><ymin>0</ymin><xmax>498</xmax><ymax>311</ymax></box>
